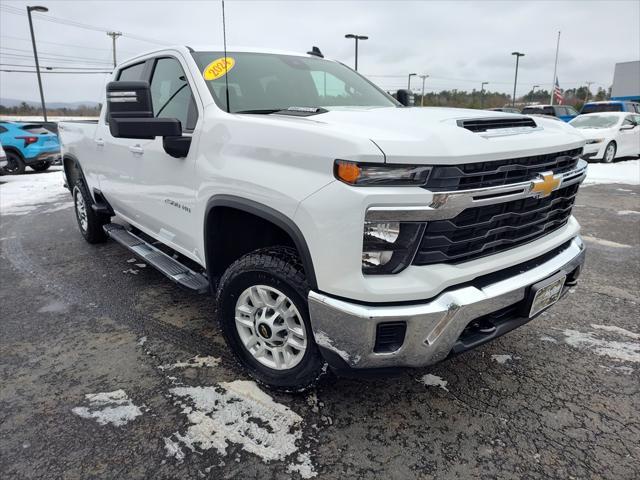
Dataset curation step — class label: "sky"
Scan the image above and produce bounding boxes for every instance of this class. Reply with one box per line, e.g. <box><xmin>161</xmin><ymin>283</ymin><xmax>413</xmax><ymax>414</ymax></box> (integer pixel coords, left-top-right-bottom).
<box><xmin>0</xmin><ymin>0</ymin><xmax>639</xmax><ymax>104</ymax></box>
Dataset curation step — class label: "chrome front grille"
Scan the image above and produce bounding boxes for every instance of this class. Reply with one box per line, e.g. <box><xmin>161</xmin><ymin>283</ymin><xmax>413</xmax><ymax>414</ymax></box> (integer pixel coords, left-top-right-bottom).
<box><xmin>422</xmin><ymin>148</ymin><xmax>582</xmax><ymax>191</ymax></box>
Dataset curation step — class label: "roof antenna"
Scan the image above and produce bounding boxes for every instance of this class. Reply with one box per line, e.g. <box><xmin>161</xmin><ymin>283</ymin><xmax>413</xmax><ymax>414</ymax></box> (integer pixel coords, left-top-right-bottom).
<box><xmin>222</xmin><ymin>0</ymin><xmax>230</xmax><ymax>113</ymax></box>
<box><xmin>307</xmin><ymin>46</ymin><xmax>324</xmax><ymax>58</ymax></box>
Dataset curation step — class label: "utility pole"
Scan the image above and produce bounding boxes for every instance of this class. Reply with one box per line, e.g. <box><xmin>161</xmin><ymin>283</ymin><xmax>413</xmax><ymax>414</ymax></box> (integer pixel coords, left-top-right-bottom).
<box><xmin>107</xmin><ymin>31</ymin><xmax>122</xmax><ymax>68</ymax></box>
<box><xmin>408</xmin><ymin>73</ymin><xmax>417</xmax><ymax>90</ymax></box>
<box><xmin>585</xmin><ymin>81</ymin><xmax>594</xmax><ymax>102</ymax></box>
<box><xmin>530</xmin><ymin>84</ymin><xmax>540</xmax><ymax>103</ymax></box>
<box><xmin>511</xmin><ymin>52</ymin><xmax>525</xmax><ymax>107</ymax></box>
<box><xmin>480</xmin><ymin>81</ymin><xmax>489</xmax><ymax>108</ymax></box>
<box><xmin>344</xmin><ymin>34</ymin><xmax>368</xmax><ymax>71</ymax></box>
<box><xmin>27</xmin><ymin>5</ymin><xmax>49</xmax><ymax>122</ymax></box>
<box><xmin>419</xmin><ymin>74</ymin><xmax>429</xmax><ymax>106</ymax></box>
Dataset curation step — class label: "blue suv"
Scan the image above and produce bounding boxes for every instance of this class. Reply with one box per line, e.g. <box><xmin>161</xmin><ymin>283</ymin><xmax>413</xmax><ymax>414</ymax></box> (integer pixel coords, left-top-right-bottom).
<box><xmin>0</xmin><ymin>121</ymin><xmax>61</xmax><ymax>175</ymax></box>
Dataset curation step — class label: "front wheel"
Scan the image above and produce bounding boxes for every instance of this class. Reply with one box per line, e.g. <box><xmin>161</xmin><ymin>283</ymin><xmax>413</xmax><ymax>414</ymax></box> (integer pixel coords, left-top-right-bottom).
<box><xmin>216</xmin><ymin>247</ymin><xmax>326</xmax><ymax>392</ymax></box>
<box><xmin>73</xmin><ymin>178</ymin><xmax>109</xmax><ymax>244</ymax></box>
<box><xmin>602</xmin><ymin>141</ymin><xmax>616</xmax><ymax>163</ymax></box>
<box><xmin>30</xmin><ymin>161</ymin><xmax>51</xmax><ymax>172</ymax></box>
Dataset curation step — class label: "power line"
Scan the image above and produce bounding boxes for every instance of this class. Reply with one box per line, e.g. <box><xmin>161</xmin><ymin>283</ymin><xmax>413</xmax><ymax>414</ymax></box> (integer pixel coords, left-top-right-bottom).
<box><xmin>0</xmin><ymin>69</ymin><xmax>112</xmax><ymax>74</ymax></box>
<box><xmin>0</xmin><ymin>34</ymin><xmax>135</xmax><ymax>56</ymax></box>
<box><xmin>1</xmin><ymin>46</ymin><xmax>113</xmax><ymax>64</ymax></box>
<box><xmin>0</xmin><ymin>4</ymin><xmax>169</xmax><ymax>46</ymax></box>
<box><xmin>0</xmin><ymin>63</ymin><xmax>113</xmax><ymax>71</ymax></box>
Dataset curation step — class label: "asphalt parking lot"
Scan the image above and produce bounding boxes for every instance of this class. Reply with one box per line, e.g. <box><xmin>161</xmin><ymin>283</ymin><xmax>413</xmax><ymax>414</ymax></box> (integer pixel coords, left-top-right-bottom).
<box><xmin>1</xmin><ymin>170</ymin><xmax>639</xmax><ymax>479</ymax></box>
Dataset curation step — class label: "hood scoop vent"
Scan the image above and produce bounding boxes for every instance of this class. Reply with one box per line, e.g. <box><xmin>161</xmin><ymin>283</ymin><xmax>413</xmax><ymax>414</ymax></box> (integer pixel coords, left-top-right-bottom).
<box><xmin>458</xmin><ymin>117</ymin><xmax>537</xmax><ymax>133</ymax></box>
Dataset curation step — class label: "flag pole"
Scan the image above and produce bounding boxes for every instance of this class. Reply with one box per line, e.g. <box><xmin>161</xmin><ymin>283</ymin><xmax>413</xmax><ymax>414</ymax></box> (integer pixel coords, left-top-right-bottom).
<box><xmin>550</xmin><ymin>30</ymin><xmax>561</xmax><ymax>105</ymax></box>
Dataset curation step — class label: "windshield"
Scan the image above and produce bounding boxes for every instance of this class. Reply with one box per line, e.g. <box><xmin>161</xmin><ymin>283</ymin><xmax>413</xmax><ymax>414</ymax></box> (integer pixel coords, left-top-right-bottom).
<box><xmin>570</xmin><ymin>115</ymin><xmax>620</xmax><ymax>129</ymax></box>
<box><xmin>191</xmin><ymin>51</ymin><xmax>398</xmax><ymax>113</ymax></box>
<box><xmin>581</xmin><ymin>103</ymin><xmax>623</xmax><ymax>113</ymax></box>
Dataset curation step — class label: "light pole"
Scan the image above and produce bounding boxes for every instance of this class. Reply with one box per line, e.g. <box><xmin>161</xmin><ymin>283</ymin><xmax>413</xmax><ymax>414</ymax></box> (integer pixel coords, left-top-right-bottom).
<box><xmin>530</xmin><ymin>84</ymin><xmax>540</xmax><ymax>103</ymax></box>
<box><xmin>511</xmin><ymin>51</ymin><xmax>525</xmax><ymax>107</ymax></box>
<box><xmin>419</xmin><ymin>74</ymin><xmax>429</xmax><ymax>106</ymax></box>
<box><xmin>344</xmin><ymin>34</ymin><xmax>368</xmax><ymax>71</ymax></box>
<box><xmin>480</xmin><ymin>81</ymin><xmax>489</xmax><ymax>108</ymax></box>
<box><xmin>27</xmin><ymin>5</ymin><xmax>48</xmax><ymax>122</ymax></box>
<box><xmin>408</xmin><ymin>73</ymin><xmax>417</xmax><ymax>90</ymax></box>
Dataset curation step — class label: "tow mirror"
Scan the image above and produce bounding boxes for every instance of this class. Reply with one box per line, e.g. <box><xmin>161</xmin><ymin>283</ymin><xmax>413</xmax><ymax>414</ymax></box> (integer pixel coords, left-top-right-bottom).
<box><xmin>396</xmin><ymin>89</ymin><xmax>415</xmax><ymax>107</ymax></box>
<box><xmin>106</xmin><ymin>81</ymin><xmax>182</xmax><ymax>140</ymax></box>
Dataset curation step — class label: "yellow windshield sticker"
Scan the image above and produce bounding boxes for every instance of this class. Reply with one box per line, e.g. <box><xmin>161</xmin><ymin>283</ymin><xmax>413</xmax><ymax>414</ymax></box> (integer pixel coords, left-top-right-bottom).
<box><xmin>202</xmin><ymin>57</ymin><xmax>235</xmax><ymax>80</ymax></box>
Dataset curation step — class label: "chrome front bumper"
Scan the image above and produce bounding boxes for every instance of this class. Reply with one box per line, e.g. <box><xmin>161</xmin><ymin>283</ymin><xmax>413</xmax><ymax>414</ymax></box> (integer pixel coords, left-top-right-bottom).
<box><xmin>308</xmin><ymin>236</ymin><xmax>585</xmax><ymax>369</ymax></box>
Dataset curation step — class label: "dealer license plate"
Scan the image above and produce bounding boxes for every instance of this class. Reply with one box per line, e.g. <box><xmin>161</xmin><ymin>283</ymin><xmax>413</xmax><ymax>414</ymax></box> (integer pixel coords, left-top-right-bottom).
<box><xmin>529</xmin><ymin>274</ymin><xmax>566</xmax><ymax>318</ymax></box>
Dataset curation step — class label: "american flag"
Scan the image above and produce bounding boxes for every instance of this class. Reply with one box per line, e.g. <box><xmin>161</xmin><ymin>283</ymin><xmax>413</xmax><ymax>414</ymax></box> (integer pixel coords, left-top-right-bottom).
<box><xmin>553</xmin><ymin>78</ymin><xmax>564</xmax><ymax>104</ymax></box>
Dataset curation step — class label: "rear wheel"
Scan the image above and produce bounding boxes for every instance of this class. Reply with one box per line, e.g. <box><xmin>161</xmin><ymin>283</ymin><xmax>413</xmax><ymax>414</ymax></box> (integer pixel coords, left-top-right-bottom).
<box><xmin>602</xmin><ymin>141</ymin><xmax>616</xmax><ymax>163</ymax></box>
<box><xmin>30</xmin><ymin>161</ymin><xmax>51</xmax><ymax>172</ymax></box>
<box><xmin>73</xmin><ymin>178</ymin><xmax>109</xmax><ymax>244</ymax></box>
<box><xmin>216</xmin><ymin>247</ymin><xmax>326</xmax><ymax>392</ymax></box>
<box><xmin>1</xmin><ymin>151</ymin><xmax>25</xmax><ymax>175</ymax></box>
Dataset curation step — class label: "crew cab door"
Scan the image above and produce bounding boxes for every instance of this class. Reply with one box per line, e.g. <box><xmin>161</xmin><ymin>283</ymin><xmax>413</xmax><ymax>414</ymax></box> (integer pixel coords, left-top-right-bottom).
<box><xmin>125</xmin><ymin>55</ymin><xmax>201</xmax><ymax>258</ymax></box>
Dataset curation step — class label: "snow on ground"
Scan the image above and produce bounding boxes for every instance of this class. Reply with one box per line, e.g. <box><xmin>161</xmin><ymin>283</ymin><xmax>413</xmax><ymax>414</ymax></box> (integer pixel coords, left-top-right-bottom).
<box><xmin>165</xmin><ymin>380</ymin><xmax>316</xmax><ymax>476</ymax></box>
<box><xmin>71</xmin><ymin>390</ymin><xmax>143</xmax><ymax>426</ymax></box>
<box><xmin>560</xmin><ymin>328</ymin><xmax>640</xmax><ymax>363</ymax></box>
<box><xmin>158</xmin><ymin>355</ymin><xmax>221</xmax><ymax>371</ymax></box>
<box><xmin>0</xmin><ymin>167</ymin><xmax>71</xmax><ymax>216</ymax></box>
<box><xmin>419</xmin><ymin>374</ymin><xmax>449</xmax><ymax>391</ymax></box>
<box><xmin>584</xmin><ymin>159</ymin><xmax>640</xmax><ymax>185</ymax></box>
<box><xmin>491</xmin><ymin>354</ymin><xmax>516</xmax><ymax>364</ymax></box>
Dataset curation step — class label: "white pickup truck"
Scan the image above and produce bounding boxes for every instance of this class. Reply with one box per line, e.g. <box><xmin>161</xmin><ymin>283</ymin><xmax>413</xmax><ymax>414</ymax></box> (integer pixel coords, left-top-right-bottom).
<box><xmin>59</xmin><ymin>46</ymin><xmax>587</xmax><ymax>391</ymax></box>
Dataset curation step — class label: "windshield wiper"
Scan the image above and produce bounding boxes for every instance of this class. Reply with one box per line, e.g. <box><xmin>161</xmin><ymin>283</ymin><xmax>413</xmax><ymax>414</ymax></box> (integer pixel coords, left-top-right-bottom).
<box><xmin>234</xmin><ymin>107</ymin><xmax>328</xmax><ymax>117</ymax></box>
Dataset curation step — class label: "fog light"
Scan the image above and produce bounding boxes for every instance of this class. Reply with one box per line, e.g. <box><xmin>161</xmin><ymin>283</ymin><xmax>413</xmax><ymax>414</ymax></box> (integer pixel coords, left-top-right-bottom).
<box><xmin>362</xmin><ymin>250</ymin><xmax>394</xmax><ymax>267</ymax></box>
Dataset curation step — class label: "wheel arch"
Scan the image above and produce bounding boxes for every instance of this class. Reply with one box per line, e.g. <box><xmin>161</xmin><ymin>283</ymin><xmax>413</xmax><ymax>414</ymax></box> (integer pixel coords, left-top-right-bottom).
<box><xmin>204</xmin><ymin>195</ymin><xmax>318</xmax><ymax>290</ymax></box>
<box><xmin>2</xmin><ymin>146</ymin><xmax>25</xmax><ymax>160</ymax></box>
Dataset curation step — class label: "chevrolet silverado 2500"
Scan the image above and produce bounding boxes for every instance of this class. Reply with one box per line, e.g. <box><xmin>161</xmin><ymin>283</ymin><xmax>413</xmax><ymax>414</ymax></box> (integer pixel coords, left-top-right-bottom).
<box><xmin>58</xmin><ymin>46</ymin><xmax>587</xmax><ymax>391</ymax></box>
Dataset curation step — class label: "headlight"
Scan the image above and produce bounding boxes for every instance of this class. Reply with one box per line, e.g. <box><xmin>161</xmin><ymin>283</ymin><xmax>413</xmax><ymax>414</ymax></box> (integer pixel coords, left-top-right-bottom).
<box><xmin>586</xmin><ymin>138</ymin><xmax>604</xmax><ymax>144</ymax></box>
<box><xmin>362</xmin><ymin>221</ymin><xmax>425</xmax><ymax>274</ymax></box>
<box><xmin>335</xmin><ymin>160</ymin><xmax>432</xmax><ymax>186</ymax></box>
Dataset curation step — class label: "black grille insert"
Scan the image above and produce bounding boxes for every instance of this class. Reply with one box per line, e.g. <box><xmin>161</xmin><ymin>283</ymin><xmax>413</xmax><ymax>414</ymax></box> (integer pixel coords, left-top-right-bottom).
<box><xmin>413</xmin><ymin>183</ymin><xmax>579</xmax><ymax>266</ymax></box>
<box><xmin>422</xmin><ymin>148</ymin><xmax>582</xmax><ymax>191</ymax></box>
<box><xmin>458</xmin><ymin>116</ymin><xmax>537</xmax><ymax>132</ymax></box>
<box><xmin>374</xmin><ymin>322</ymin><xmax>407</xmax><ymax>353</ymax></box>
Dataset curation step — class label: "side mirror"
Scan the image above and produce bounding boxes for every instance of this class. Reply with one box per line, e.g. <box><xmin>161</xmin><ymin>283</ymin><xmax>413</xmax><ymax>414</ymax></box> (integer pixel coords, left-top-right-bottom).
<box><xmin>396</xmin><ymin>89</ymin><xmax>415</xmax><ymax>107</ymax></box>
<box><xmin>106</xmin><ymin>81</ymin><xmax>182</xmax><ymax>140</ymax></box>
<box><xmin>620</xmin><ymin>124</ymin><xmax>635</xmax><ymax>131</ymax></box>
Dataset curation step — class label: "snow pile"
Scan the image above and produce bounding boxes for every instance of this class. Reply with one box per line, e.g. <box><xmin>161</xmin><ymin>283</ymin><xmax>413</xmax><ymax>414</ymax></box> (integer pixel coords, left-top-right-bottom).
<box><xmin>584</xmin><ymin>159</ymin><xmax>640</xmax><ymax>185</ymax></box>
<box><xmin>0</xmin><ymin>168</ymin><xmax>70</xmax><ymax>215</ymax></box>
<box><xmin>72</xmin><ymin>390</ymin><xmax>143</xmax><ymax>426</ymax></box>
<box><xmin>165</xmin><ymin>380</ymin><xmax>315</xmax><ymax>476</ymax></box>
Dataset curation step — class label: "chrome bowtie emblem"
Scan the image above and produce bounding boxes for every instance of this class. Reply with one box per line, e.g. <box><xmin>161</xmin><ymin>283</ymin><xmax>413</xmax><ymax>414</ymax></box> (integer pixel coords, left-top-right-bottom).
<box><xmin>531</xmin><ymin>172</ymin><xmax>561</xmax><ymax>198</ymax></box>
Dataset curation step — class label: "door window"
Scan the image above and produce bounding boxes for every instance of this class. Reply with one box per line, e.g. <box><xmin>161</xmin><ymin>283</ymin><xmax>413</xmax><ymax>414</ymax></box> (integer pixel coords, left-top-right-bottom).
<box><xmin>117</xmin><ymin>62</ymin><xmax>146</xmax><ymax>81</ymax></box>
<box><xmin>149</xmin><ymin>57</ymin><xmax>198</xmax><ymax>131</ymax></box>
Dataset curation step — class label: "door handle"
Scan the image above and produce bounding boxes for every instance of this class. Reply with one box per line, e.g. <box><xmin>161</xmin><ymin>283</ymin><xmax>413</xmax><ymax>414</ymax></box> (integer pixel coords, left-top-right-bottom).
<box><xmin>95</xmin><ymin>138</ymin><xmax>105</xmax><ymax>147</ymax></box>
<box><xmin>129</xmin><ymin>145</ymin><xmax>144</xmax><ymax>155</ymax></box>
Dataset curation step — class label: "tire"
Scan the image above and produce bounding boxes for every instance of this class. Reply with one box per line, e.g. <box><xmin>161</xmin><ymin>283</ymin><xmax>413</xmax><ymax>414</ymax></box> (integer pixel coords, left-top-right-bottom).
<box><xmin>72</xmin><ymin>178</ymin><xmax>109</xmax><ymax>244</ymax></box>
<box><xmin>216</xmin><ymin>246</ymin><xmax>326</xmax><ymax>392</ymax></box>
<box><xmin>30</xmin><ymin>161</ymin><xmax>51</xmax><ymax>172</ymax></box>
<box><xmin>602</xmin><ymin>141</ymin><xmax>616</xmax><ymax>163</ymax></box>
<box><xmin>1</xmin><ymin>151</ymin><xmax>26</xmax><ymax>175</ymax></box>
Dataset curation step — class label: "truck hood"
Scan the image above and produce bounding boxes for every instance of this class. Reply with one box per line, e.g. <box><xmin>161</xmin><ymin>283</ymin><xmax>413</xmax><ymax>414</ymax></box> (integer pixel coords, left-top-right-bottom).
<box><xmin>314</xmin><ymin>106</ymin><xmax>585</xmax><ymax>164</ymax></box>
